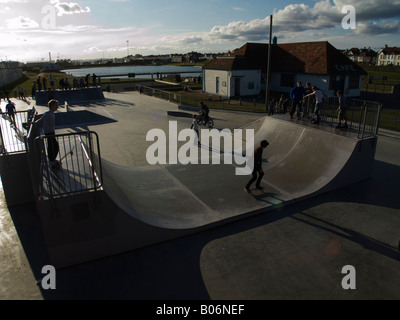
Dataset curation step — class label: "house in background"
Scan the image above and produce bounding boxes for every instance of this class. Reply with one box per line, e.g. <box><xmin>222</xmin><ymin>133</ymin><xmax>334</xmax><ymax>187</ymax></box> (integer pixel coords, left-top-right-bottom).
<box><xmin>357</xmin><ymin>48</ymin><xmax>377</xmax><ymax>65</ymax></box>
<box><xmin>202</xmin><ymin>41</ymin><xmax>367</xmax><ymax>98</ymax></box>
<box><xmin>342</xmin><ymin>48</ymin><xmax>360</xmax><ymax>62</ymax></box>
<box><xmin>377</xmin><ymin>45</ymin><xmax>400</xmax><ymax>66</ymax></box>
<box><xmin>343</xmin><ymin>47</ymin><xmax>377</xmax><ymax>65</ymax></box>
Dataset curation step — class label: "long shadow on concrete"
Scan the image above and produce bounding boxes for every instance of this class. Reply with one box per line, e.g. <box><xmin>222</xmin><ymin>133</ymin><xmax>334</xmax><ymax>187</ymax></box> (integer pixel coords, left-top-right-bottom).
<box><xmin>291</xmin><ymin>212</ymin><xmax>400</xmax><ymax>262</ymax></box>
<box><xmin>55</xmin><ymin>110</ymin><xmax>117</xmax><ymax>129</ymax></box>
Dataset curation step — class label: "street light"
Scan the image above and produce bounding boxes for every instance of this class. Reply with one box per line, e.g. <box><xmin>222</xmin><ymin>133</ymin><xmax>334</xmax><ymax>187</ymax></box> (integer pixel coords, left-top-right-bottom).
<box><xmin>265</xmin><ymin>15</ymin><xmax>273</xmax><ymax>112</ymax></box>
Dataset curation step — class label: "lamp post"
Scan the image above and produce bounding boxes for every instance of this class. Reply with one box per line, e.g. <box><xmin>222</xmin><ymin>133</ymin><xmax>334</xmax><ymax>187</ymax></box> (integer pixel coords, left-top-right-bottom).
<box><xmin>265</xmin><ymin>15</ymin><xmax>273</xmax><ymax>112</ymax></box>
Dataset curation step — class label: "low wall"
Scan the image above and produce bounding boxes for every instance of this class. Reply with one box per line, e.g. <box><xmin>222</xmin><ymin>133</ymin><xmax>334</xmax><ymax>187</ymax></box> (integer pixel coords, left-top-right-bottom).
<box><xmin>0</xmin><ymin>153</ymin><xmax>35</xmax><ymax>207</ymax></box>
<box><xmin>0</xmin><ymin>68</ymin><xmax>23</xmax><ymax>88</ymax></box>
<box><xmin>35</xmin><ymin>87</ymin><xmax>105</xmax><ymax>106</ymax></box>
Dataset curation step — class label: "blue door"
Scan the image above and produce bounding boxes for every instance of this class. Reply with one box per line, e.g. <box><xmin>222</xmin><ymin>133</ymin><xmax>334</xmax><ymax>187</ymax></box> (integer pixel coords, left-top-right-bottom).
<box><xmin>216</xmin><ymin>77</ymin><xmax>220</xmax><ymax>94</ymax></box>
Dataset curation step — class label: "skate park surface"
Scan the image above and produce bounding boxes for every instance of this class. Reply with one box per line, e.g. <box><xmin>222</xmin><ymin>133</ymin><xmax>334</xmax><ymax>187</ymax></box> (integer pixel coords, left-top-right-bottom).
<box><xmin>1</xmin><ymin>91</ymin><xmax>399</xmax><ymax>300</ymax></box>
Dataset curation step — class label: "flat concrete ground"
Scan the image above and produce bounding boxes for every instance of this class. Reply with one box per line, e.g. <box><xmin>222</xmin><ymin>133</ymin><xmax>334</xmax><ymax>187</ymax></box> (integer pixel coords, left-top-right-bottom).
<box><xmin>0</xmin><ymin>92</ymin><xmax>399</xmax><ymax>301</ymax></box>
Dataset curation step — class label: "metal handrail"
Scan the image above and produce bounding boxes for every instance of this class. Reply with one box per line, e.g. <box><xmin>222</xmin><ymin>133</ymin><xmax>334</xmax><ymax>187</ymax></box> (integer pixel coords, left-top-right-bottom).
<box><xmin>32</xmin><ymin>131</ymin><xmax>103</xmax><ymax>199</ymax></box>
<box><xmin>0</xmin><ymin>108</ymin><xmax>36</xmax><ymax>155</ymax></box>
<box><xmin>136</xmin><ymin>84</ymin><xmax>383</xmax><ymax>140</ymax></box>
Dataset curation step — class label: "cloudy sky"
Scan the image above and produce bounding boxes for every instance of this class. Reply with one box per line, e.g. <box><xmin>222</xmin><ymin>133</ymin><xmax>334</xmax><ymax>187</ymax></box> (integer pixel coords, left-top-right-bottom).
<box><xmin>1</xmin><ymin>0</ymin><xmax>400</xmax><ymax>62</ymax></box>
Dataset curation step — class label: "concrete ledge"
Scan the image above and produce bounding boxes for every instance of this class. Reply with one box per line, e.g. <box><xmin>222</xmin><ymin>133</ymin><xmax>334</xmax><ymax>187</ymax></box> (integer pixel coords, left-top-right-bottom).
<box><xmin>178</xmin><ymin>105</ymin><xmax>201</xmax><ymax>112</ymax></box>
<box><xmin>0</xmin><ymin>153</ymin><xmax>35</xmax><ymax>207</ymax></box>
<box><xmin>35</xmin><ymin>88</ymin><xmax>105</xmax><ymax>106</ymax></box>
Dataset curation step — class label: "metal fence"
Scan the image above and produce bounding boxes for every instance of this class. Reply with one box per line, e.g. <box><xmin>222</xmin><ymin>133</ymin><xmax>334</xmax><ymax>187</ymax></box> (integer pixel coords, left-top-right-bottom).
<box><xmin>135</xmin><ymin>84</ymin><xmax>383</xmax><ymax>139</ymax></box>
<box><xmin>27</xmin><ymin>131</ymin><xmax>103</xmax><ymax>199</ymax></box>
<box><xmin>0</xmin><ymin>108</ymin><xmax>36</xmax><ymax>155</ymax></box>
<box><xmin>136</xmin><ymin>84</ymin><xmax>267</xmax><ymax>112</ymax></box>
<box><xmin>138</xmin><ymin>85</ymin><xmax>182</xmax><ymax>105</ymax></box>
<box><xmin>0</xmin><ymin>104</ymin><xmax>104</xmax><ymax>202</ymax></box>
<box><xmin>307</xmin><ymin>97</ymin><xmax>382</xmax><ymax>139</ymax></box>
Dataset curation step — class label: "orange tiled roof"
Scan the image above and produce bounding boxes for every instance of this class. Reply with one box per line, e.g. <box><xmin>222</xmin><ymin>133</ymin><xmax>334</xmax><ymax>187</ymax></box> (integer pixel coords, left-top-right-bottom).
<box><xmin>203</xmin><ymin>41</ymin><xmax>366</xmax><ymax>75</ymax></box>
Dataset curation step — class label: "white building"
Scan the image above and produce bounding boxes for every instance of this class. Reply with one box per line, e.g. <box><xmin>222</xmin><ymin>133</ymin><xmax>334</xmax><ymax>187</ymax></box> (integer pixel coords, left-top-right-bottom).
<box><xmin>377</xmin><ymin>45</ymin><xmax>400</xmax><ymax>66</ymax></box>
<box><xmin>202</xmin><ymin>41</ymin><xmax>367</xmax><ymax>98</ymax></box>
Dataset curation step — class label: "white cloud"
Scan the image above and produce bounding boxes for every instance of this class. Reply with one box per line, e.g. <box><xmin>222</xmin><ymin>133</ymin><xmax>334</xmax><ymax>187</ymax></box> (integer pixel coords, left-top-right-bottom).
<box><xmin>0</xmin><ymin>6</ymin><xmax>11</xmax><ymax>13</ymax></box>
<box><xmin>6</xmin><ymin>16</ymin><xmax>39</xmax><ymax>29</ymax></box>
<box><xmin>356</xmin><ymin>20</ymin><xmax>400</xmax><ymax>35</ymax></box>
<box><xmin>0</xmin><ymin>0</ymin><xmax>28</xmax><ymax>3</ymax></box>
<box><xmin>50</xmin><ymin>0</ymin><xmax>90</xmax><ymax>16</ymax></box>
<box><xmin>1</xmin><ymin>0</ymin><xmax>400</xmax><ymax>62</ymax></box>
<box><xmin>206</xmin><ymin>0</ymin><xmax>400</xmax><ymax>43</ymax></box>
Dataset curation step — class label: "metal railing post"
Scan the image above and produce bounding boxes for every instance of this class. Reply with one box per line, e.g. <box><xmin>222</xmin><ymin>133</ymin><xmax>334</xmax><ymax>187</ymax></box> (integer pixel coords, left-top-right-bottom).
<box><xmin>359</xmin><ymin>103</ymin><xmax>368</xmax><ymax>140</ymax></box>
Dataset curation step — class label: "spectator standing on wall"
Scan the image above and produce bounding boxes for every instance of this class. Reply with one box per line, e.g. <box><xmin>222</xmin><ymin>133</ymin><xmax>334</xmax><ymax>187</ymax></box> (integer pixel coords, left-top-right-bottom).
<box><xmin>37</xmin><ymin>76</ymin><xmax>42</xmax><ymax>92</ymax></box>
<box><xmin>43</xmin><ymin>76</ymin><xmax>47</xmax><ymax>91</ymax></box>
<box><xmin>303</xmin><ymin>82</ymin><xmax>313</xmax><ymax>118</ymax></box>
<box><xmin>290</xmin><ymin>81</ymin><xmax>305</xmax><ymax>120</ymax></box>
<box><xmin>32</xmin><ymin>81</ymin><xmax>37</xmax><ymax>99</ymax></box>
<box><xmin>336</xmin><ymin>90</ymin><xmax>348</xmax><ymax>129</ymax></box>
<box><xmin>49</xmin><ymin>74</ymin><xmax>55</xmax><ymax>89</ymax></box>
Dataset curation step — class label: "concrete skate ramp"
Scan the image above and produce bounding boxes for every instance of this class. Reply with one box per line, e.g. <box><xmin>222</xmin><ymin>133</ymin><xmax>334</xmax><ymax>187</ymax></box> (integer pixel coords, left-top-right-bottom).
<box><xmin>101</xmin><ymin>160</ymin><xmax>223</xmax><ymax>229</ymax></box>
<box><xmin>100</xmin><ymin>116</ymin><xmax>377</xmax><ymax>230</ymax></box>
<box><xmin>34</xmin><ymin>116</ymin><xmax>377</xmax><ymax>268</ymax></box>
<box><xmin>252</xmin><ymin>117</ymin><xmax>371</xmax><ymax>197</ymax></box>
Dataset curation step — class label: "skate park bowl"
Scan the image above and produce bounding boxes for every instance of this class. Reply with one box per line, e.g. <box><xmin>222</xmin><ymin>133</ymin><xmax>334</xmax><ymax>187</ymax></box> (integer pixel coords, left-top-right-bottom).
<box><xmin>0</xmin><ymin>102</ymin><xmax>378</xmax><ymax>268</ymax></box>
<box><xmin>99</xmin><ymin>115</ymin><xmax>377</xmax><ymax>229</ymax></box>
<box><xmin>28</xmin><ymin>114</ymin><xmax>377</xmax><ymax>268</ymax></box>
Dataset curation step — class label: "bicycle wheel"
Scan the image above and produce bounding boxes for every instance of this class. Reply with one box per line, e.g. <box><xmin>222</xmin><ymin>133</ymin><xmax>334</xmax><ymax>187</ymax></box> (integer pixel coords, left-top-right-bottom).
<box><xmin>206</xmin><ymin>119</ymin><xmax>214</xmax><ymax>128</ymax></box>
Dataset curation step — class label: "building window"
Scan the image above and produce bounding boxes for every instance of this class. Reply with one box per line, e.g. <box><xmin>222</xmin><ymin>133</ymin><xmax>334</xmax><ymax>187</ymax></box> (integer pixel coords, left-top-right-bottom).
<box><xmin>280</xmin><ymin>73</ymin><xmax>294</xmax><ymax>88</ymax></box>
<box><xmin>348</xmin><ymin>75</ymin><xmax>360</xmax><ymax>89</ymax></box>
<box><xmin>248</xmin><ymin>82</ymin><xmax>255</xmax><ymax>90</ymax></box>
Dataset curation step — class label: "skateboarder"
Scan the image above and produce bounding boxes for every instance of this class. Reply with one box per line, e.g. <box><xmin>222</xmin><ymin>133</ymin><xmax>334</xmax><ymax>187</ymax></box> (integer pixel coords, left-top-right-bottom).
<box><xmin>245</xmin><ymin>140</ymin><xmax>269</xmax><ymax>192</ymax></box>
<box><xmin>34</xmin><ymin>99</ymin><xmax>60</xmax><ymax>169</ymax></box>
<box><xmin>304</xmin><ymin>86</ymin><xmax>324</xmax><ymax>125</ymax></box>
